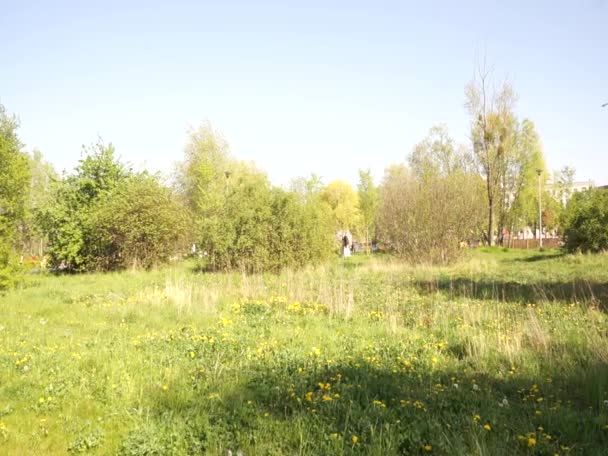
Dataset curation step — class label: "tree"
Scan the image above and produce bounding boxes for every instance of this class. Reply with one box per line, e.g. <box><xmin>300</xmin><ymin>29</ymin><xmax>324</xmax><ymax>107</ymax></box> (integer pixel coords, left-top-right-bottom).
<box><xmin>0</xmin><ymin>103</ymin><xmax>30</xmax><ymax>288</ymax></box>
<box><xmin>553</xmin><ymin>166</ymin><xmax>576</xmax><ymax>207</ymax></box>
<box><xmin>89</xmin><ymin>173</ymin><xmax>190</xmax><ymax>270</ymax></box>
<box><xmin>357</xmin><ymin>169</ymin><xmax>378</xmax><ymax>254</ymax></box>
<box><xmin>500</xmin><ymin>119</ymin><xmax>548</xmax><ymax>243</ymax></box>
<box><xmin>376</xmin><ymin>127</ymin><xmax>485</xmax><ymax>264</ymax></box>
<box><xmin>465</xmin><ymin>63</ymin><xmax>518</xmax><ymax>245</ymax></box>
<box><xmin>177</xmin><ymin>123</ymin><xmax>335</xmax><ymax>272</ymax></box>
<box><xmin>20</xmin><ymin>149</ymin><xmax>58</xmax><ymax>257</ymax></box>
<box><xmin>561</xmin><ymin>188</ymin><xmax>608</xmax><ymax>253</ymax></box>
<box><xmin>409</xmin><ymin>124</ymin><xmax>477</xmax><ymax>178</ymax></box>
<box><xmin>40</xmin><ymin>140</ymin><xmax>129</xmax><ymax>270</ymax></box>
<box><xmin>321</xmin><ymin>180</ymin><xmax>361</xmax><ymax>234</ymax></box>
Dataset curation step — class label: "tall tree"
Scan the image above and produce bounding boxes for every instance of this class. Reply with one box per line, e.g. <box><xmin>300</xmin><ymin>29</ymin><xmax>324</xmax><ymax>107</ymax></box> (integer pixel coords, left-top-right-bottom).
<box><xmin>21</xmin><ymin>149</ymin><xmax>58</xmax><ymax>256</ymax></box>
<box><xmin>40</xmin><ymin>140</ymin><xmax>129</xmax><ymax>270</ymax></box>
<box><xmin>465</xmin><ymin>64</ymin><xmax>517</xmax><ymax>245</ymax></box>
<box><xmin>500</xmin><ymin>119</ymin><xmax>547</xmax><ymax>244</ymax></box>
<box><xmin>321</xmin><ymin>180</ymin><xmax>361</xmax><ymax>234</ymax></box>
<box><xmin>0</xmin><ymin>103</ymin><xmax>30</xmax><ymax>288</ymax></box>
<box><xmin>357</xmin><ymin>169</ymin><xmax>378</xmax><ymax>254</ymax></box>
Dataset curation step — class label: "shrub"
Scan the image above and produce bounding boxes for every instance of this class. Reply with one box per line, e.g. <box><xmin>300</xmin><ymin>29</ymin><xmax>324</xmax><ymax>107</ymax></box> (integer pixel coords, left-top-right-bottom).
<box><xmin>561</xmin><ymin>188</ymin><xmax>608</xmax><ymax>253</ymax></box>
<box><xmin>89</xmin><ymin>173</ymin><xmax>190</xmax><ymax>270</ymax></box>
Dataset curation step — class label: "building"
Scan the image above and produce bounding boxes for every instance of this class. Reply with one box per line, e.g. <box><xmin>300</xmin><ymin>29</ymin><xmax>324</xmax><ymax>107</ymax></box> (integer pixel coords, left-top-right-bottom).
<box><xmin>546</xmin><ymin>179</ymin><xmax>595</xmax><ymax>206</ymax></box>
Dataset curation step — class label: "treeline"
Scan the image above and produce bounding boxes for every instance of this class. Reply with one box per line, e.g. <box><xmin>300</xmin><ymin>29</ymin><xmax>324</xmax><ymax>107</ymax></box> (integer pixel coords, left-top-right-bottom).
<box><xmin>1</xmin><ymin>69</ymin><xmax>605</xmax><ymax>286</ymax></box>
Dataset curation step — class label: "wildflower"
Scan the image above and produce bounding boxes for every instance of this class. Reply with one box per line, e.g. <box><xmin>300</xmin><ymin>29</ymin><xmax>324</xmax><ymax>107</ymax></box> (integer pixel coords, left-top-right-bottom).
<box><xmin>472</xmin><ymin>384</ymin><xmax>479</xmax><ymax>391</ymax></box>
<box><xmin>162</xmin><ymin>384</ymin><xmax>168</xmax><ymax>391</ymax></box>
<box><xmin>38</xmin><ymin>397</ymin><xmax>45</xmax><ymax>404</ymax></box>
<box><xmin>330</xmin><ymin>433</ymin><xmax>339</xmax><ymax>439</ymax></box>
<box><xmin>527</xmin><ymin>437</ymin><xmax>537</xmax><ymax>447</ymax></box>
<box><xmin>431</xmin><ymin>357</ymin><xmax>438</xmax><ymax>364</ymax></box>
<box><xmin>473</xmin><ymin>414</ymin><xmax>481</xmax><ymax>423</ymax></box>
<box><xmin>311</xmin><ymin>346</ymin><xmax>321</xmax><ymax>356</ymax></box>
<box><xmin>484</xmin><ymin>423</ymin><xmax>492</xmax><ymax>431</ymax></box>
<box><xmin>305</xmin><ymin>392</ymin><xmax>313</xmax><ymax>402</ymax></box>
<box><xmin>604</xmin><ymin>400</ymin><xmax>608</xmax><ymax>407</ymax></box>
<box><xmin>453</xmin><ymin>383</ymin><xmax>459</xmax><ymax>389</ymax></box>
<box><xmin>322</xmin><ymin>395</ymin><xmax>333</xmax><ymax>402</ymax></box>
<box><xmin>423</xmin><ymin>444</ymin><xmax>433</xmax><ymax>452</ymax></box>
<box><xmin>351</xmin><ymin>435</ymin><xmax>359</xmax><ymax>444</ymax></box>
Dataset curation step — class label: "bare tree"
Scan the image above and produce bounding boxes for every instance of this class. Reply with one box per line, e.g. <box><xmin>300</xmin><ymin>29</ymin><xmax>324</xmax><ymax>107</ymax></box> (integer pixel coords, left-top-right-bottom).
<box><xmin>465</xmin><ymin>62</ymin><xmax>517</xmax><ymax>245</ymax></box>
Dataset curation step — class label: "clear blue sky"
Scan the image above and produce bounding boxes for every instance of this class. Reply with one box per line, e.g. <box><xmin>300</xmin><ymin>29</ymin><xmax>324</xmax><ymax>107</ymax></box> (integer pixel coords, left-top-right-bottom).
<box><xmin>1</xmin><ymin>0</ymin><xmax>607</xmax><ymax>187</ymax></box>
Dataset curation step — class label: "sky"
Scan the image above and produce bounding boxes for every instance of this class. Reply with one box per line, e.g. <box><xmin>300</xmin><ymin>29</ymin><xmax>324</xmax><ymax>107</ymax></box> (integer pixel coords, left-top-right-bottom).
<box><xmin>1</xmin><ymin>0</ymin><xmax>607</xmax><ymax>188</ymax></box>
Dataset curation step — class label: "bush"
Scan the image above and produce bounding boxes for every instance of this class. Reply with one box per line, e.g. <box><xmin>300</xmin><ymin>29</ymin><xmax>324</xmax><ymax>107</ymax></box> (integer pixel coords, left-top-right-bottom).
<box><xmin>561</xmin><ymin>188</ymin><xmax>608</xmax><ymax>253</ymax></box>
<box><xmin>89</xmin><ymin>173</ymin><xmax>190</xmax><ymax>270</ymax></box>
<box><xmin>376</xmin><ymin>165</ymin><xmax>484</xmax><ymax>264</ymax></box>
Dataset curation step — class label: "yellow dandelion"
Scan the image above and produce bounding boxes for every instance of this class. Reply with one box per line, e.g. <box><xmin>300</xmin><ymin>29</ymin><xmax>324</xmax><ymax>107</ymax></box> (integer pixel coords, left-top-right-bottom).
<box><xmin>162</xmin><ymin>384</ymin><xmax>168</xmax><ymax>391</ymax></box>
<box><xmin>423</xmin><ymin>444</ymin><xmax>433</xmax><ymax>452</ymax></box>
<box><xmin>484</xmin><ymin>423</ymin><xmax>492</xmax><ymax>431</ymax></box>
<box><xmin>330</xmin><ymin>432</ymin><xmax>339</xmax><ymax>439</ymax></box>
<box><xmin>527</xmin><ymin>437</ymin><xmax>536</xmax><ymax>447</ymax></box>
<box><xmin>351</xmin><ymin>435</ymin><xmax>359</xmax><ymax>444</ymax></box>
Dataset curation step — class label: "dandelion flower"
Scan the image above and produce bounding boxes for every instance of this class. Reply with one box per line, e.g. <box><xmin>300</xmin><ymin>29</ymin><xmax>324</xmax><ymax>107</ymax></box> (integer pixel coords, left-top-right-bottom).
<box><xmin>527</xmin><ymin>437</ymin><xmax>536</xmax><ymax>447</ymax></box>
<box><xmin>351</xmin><ymin>435</ymin><xmax>359</xmax><ymax>444</ymax></box>
<box><xmin>423</xmin><ymin>444</ymin><xmax>433</xmax><ymax>452</ymax></box>
<box><xmin>484</xmin><ymin>423</ymin><xmax>492</xmax><ymax>431</ymax></box>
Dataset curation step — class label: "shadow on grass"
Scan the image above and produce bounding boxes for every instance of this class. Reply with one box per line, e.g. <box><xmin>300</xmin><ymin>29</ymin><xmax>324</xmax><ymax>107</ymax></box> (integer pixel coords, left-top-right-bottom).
<box><xmin>134</xmin><ymin>356</ymin><xmax>608</xmax><ymax>456</ymax></box>
<box><xmin>414</xmin><ymin>277</ymin><xmax>608</xmax><ymax>310</ymax></box>
<box><xmin>514</xmin><ymin>250</ymin><xmax>566</xmax><ymax>263</ymax></box>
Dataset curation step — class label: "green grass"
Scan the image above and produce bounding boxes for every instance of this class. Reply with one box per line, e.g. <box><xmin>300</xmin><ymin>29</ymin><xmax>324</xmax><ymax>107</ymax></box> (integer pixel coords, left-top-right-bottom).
<box><xmin>1</xmin><ymin>249</ymin><xmax>608</xmax><ymax>455</ymax></box>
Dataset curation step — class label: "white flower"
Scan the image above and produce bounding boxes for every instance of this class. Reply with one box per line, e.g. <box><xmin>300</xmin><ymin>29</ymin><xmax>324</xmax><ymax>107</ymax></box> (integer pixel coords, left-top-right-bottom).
<box><xmin>453</xmin><ymin>383</ymin><xmax>459</xmax><ymax>389</ymax></box>
<box><xmin>603</xmin><ymin>400</ymin><xmax>608</xmax><ymax>407</ymax></box>
<box><xmin>472</xmin><ymin>384</ymin><xmax>479</xmax><ymax>391</ymax></box>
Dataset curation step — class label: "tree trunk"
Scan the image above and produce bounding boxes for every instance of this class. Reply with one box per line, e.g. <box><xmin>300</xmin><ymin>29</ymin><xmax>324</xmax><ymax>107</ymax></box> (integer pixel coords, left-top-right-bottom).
<box><xmin>487</xmin><ymin>199</ymin><xmax>495</xmax><ymax>246</ymax></box>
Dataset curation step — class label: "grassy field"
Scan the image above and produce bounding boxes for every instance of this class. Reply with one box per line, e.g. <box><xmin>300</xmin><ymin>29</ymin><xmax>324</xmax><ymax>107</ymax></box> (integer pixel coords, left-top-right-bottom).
<box><xmin>1</xmin><ymin>248</ymin><xmax>608</xmax><ymax>455</ymax></box>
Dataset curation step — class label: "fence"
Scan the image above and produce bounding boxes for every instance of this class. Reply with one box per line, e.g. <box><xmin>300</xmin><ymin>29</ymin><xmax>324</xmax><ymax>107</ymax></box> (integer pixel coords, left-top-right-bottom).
<box><xmin>504</xmin><ymin>237</ymin><xmax>562</xmax><ymax>249</ymax></box>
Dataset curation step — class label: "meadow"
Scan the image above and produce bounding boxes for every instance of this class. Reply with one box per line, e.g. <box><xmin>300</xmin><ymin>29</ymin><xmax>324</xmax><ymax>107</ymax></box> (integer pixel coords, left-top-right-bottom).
<box><xmin>1</xmin><ymin>248</ymin><xmax>607</xmax><ymax>455</ymax></box>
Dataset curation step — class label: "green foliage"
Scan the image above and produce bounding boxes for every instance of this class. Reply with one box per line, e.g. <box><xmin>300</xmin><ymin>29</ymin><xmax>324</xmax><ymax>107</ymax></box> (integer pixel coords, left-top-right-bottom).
<box><xmin>39</xmin><ymin>141</ymin><xmax>129</xmax><ymax>271</ymax></box>
<box><xmin>357</xmin><ymin>169</ymin><xmax>378</xmax><ymax>252</ymax></box>
<box><xmin>561</xmin><ymin>188</ymin><xmax>608</xmax><ymax>253</ymax></box>
<box><xmin>179</xmin><ymin>124</ymin><xmax>335</xmax><ymax>273</ymax></box>
<box><xmin>0</xmin><ymin>103</ymin><xmax>30</xmax><ymax>289</ymax></box>
<box><xmin>19</xmin><ymin>149</ymin><xmax>58</xmax><ymax>256</ymax></box>
<box><xmin>321</xmin><ymin>180</ymin><xmax>361</xmax><ymax>233</ymax></box>
<box><xmin>377</xmin><ymin>127</ymin><xmax>485</xmax><ymax>264</ymax></box>
<box><xmin>89</xmin><ymin>173</ymin><xmax>190</xmax><ymax>270</ymax></box>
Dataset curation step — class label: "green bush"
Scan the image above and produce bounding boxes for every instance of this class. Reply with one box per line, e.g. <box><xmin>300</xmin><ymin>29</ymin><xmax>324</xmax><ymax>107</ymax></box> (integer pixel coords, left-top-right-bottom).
<box><xmin>561</xmin><ymin>188</ymin><xmax>608</xmax><ymax>253</ymax></box>
<box><xmin>89</xmin><ymin>173</ymin><xmax>190</xmax><ymax>270</ymax></box>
